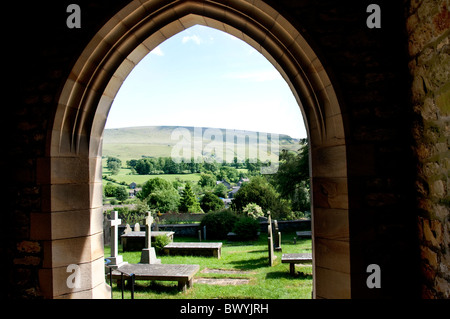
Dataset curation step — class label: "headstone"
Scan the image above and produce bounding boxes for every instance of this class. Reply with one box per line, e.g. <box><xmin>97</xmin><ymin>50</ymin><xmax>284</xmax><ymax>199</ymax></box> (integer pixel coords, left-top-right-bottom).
<box><xmin>107</xmin><ymin>211</ymin><xmax>127</xmax><ymax>269</ymax></box>
<box><xmin>124</xmin><ymin>224</ymin><xmax>132</xmax><ymax>234</ymax></box>
<box><xmin>267</xmin><ymin>212</ymin><xmax>276</xmax><ymax>266</ymax></box>
<box><xmin>140</xmin><ymin>212</ymin><xmax>161</xmax><ymax>264</ymax></box>
<box><xmin>103</xmin><ymin>214</ymin><xmax>111</xmax><ymax>246</ymax></box>
<box><xmin>134</xmin><ymin>223</ymin><xmax>140</xmax><ymax>232</ymax></box>
<box><xmin>273</xmin><ymin>220</ymin><xmax>282</xmax><ymax>251</ymax></box>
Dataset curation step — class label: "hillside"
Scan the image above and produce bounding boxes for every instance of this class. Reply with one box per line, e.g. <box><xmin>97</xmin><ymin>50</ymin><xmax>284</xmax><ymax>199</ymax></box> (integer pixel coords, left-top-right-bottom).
<box><xmin>102</xmin><ymin>125</ymin><xmax>302</xmax><ymax>161</ymax></box>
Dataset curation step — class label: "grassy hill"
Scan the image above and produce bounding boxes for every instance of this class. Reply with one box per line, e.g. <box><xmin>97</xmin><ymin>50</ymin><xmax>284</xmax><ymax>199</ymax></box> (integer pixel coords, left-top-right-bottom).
<box><xmin>102</xmin><ymin>125</ymin><xmax>301</xmax><ymax>162</ymax></box>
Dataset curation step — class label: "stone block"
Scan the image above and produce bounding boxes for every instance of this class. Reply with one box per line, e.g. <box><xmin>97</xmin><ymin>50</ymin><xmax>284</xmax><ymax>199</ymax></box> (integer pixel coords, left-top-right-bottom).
<box><xmin>43</xmin><ymin>232</ymin><xmax>104</xmax><ymax>268</ymax></box>
<box><xmin>420</xmin><ymin>245</ymin><xmax>438</xmax><ymax>269</ymax></box>
<box><xmin>314</xmin><ymin>266</ymin><xmax>351</xmax><ymax>299</ymax></box>
<box><xmin>312</xmin><ymin>177</ymin><xmax>348</xmax><ymax>209</ymax></box>
<box><xmin>313</xmin><ymin>208</ymin><xmax>349</xmax><ymax>241</ymax></box>
<box><xmin>17</xmin><ymin>241</ymin><xmax>41</xmax><ymax>254</ymax></box>
<box><xmin>311</xmin><ymin>145</ymin><xmax>347</xmax><ymax>178</ymax></box>
<box><xmin>314</xmin><ymin>238</ymin><xmax>350</xmax><ymax>274</ymax></box>
<box><xmin>436</xmin><ymin>87</ymin><xmax>450</xmax><ymax>115</ymax></box>
<box><xmin>49</xmin><ymin>183</ymin><xmax>91</xmax><ymax>212</ymax></box>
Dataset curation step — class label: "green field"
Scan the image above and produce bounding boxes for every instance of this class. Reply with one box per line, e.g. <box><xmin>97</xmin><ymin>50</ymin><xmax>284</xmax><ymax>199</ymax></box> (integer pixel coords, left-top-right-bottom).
<box><xmin>102</xmin><ymin>165</ymin><xmax>202</xmax><ymax>187</ymax></box>
<box><xmin>105</xmin><ymin>231</ymin><xmax>312</xmax><ymax>299</ymax></box>
<box><xmin>102</xmin><ymin>125</ymin><xmax>302</xmax><ymax>163</ymax></box>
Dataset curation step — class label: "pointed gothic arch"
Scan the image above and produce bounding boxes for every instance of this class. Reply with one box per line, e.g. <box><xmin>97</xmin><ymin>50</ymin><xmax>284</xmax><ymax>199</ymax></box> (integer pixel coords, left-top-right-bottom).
<box><xmin>39</xmin><ymin>0</ymin><xmax>349</xmax><ymax>298</ymax></box>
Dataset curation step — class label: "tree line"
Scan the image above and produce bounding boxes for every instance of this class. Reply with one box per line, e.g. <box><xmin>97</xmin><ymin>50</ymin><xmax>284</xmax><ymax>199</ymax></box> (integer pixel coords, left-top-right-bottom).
<box><xmin>122</xmin><ymin>156</ymin><xmax>268</xmax><ymax>178</ymax></box>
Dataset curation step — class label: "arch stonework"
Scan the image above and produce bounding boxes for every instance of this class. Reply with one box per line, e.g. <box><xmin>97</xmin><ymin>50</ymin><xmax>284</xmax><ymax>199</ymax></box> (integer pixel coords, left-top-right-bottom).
<box><xmin>40</xmin><ymin>0</ymin><xmax>349</xmax><ymax>298</ymax></box>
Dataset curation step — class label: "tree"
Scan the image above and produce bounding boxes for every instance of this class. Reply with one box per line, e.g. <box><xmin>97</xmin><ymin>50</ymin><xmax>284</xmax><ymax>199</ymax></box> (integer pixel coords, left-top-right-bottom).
<box><xmin>217</xmin><ymin>166</ymin><xmax>239</xmax><ymax>183</ymax></box>
<box><xmin>135</xmin><ymin>159</ymin><xmax>151</xmax><ymax>175</ymax></box>
<box><xmin>137</xmin><ymin>177</ymin><xmax>174</xmax><ymax>200</ymax></box>
<box><xmin>179</xmin><ymin>182</ymin><xmax>202</xmax><ymax>213</ymax></box>
<box><xmin>107</xmin><ymin>156</ymin><xmax>122</xmax><ymax>175</ymax></box>
<box><xmin>198</xmin><ymin>173</ymin><xmax>216</xmax><ymax>189</ymax></box>
<box><xmin>104</xmin><ymin>182</ymin><xmax>117</xmax><ymax>197</ymax></box>
<box><xmin>231</xmin><ymin>176</ymin><xmax>291</xmax><ymax>219</ymax></box>
<box><xmin>270</xmin><ymin>141</ymin><xmax>310</xmax><ymax>212</ymax></box>
<box><xmin>213</xmin><ymin>183</ymin><xmax>229</xmax><ymax>198</ymax></box>
<box><xmin>200</xmin><ymin>192</ymin><xmax>225</xmax><ymax>213</ymax></box>
<box><xmin>136</xmin><ymin>177</ymin><xmax>181</xmax><ymax>213</ymax></box>
<box><xmin>114</xmin><ymin>186</ymin><xmax>129</xmax><ymax>203</ymax></box>
<box><xmin>148</xmin><ymin>188</ymin><xmax>180</xmax><ymax>213</ymax></box>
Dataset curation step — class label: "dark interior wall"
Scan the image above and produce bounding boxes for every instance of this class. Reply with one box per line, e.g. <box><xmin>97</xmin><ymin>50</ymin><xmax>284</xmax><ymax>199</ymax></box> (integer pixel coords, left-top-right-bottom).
<box><xmin>3</xmin><ymin>0</ymin><xmax>425</xmax><ymax>298</ymax></box>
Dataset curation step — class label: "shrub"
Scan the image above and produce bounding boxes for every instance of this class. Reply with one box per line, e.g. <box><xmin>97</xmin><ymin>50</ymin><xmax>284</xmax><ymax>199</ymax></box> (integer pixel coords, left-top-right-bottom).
<box><xmin>200</xmin><ymin>192</ymin><xmax>225</xmax><ymax>213</ymax></box>
<box><xmin>242</xmin><ymin>203</ymin><xmax>264</xmax><ymax>219</ymax></box>
<box><xmin>200</xmin><ymin>209</ymin><xmax>238</xmax><ymax>239</ymax></box>
<box><xmin>154</xmin><ymin>235</ymin><xmax>171</xmax><ymax>254</ymax></box>
<box><xmin>233</xmin><ymin>216</ymin><xmax>260</xmax><ymax>240</ymax></box>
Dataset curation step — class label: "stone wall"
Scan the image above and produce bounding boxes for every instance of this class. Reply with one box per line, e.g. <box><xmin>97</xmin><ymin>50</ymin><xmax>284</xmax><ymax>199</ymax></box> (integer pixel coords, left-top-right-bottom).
<box><xmin>407</xmin><ymin>0</ymin><xmax>450</xmax><ymax>299</ymax></box>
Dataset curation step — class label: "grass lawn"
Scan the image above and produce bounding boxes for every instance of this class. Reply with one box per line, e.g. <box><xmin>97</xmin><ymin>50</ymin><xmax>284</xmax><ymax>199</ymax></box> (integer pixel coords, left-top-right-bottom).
<box><xmin>105</xmin><ymin>231</ymin><xmax>312</xmax><ymax>299</ymax></box>
<box><xmin>102</xmin><ymin>165</ymin><xmax>202</xmax><ymax>186</ymax></box>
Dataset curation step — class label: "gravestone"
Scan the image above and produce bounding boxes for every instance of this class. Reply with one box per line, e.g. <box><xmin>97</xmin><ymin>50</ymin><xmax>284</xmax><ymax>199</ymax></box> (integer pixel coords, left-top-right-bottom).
<box><xmin>124</xmin><ymin>224</ymin><xmax>132</xmax><ymax>234</ymax></box>
<box><xmin>134</xmin><ymin>223</ymin><xmax>140</xmax><ymax>232</ymax></box>
<box><xmin>273</xmin><ymin>220</ymin><xmax>282</xmax><ymax>252</ymax></box>
<box><xmin>103</xmin><ymin>214</ymin><xmax>111</xmax><ymax>246</ymax></box>
<box><xmin>267</xmin><ymin>212</ymin><xmax>276</xmax><ymax>266</ymax></box>
<box><xmin>140</xmin><ymin>212</ymin><xmax>161</xmax><ymax>264</ymax></box>
<box><xmin>107</xmin><ymin>211</ymin><xmax>127</xmax><ymax>269</ymax></box>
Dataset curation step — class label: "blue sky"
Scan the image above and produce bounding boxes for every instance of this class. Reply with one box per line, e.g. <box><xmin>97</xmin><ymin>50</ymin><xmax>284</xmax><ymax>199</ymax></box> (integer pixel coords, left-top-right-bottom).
<box><xmin>106</xmin><ymin>25</ymin><xmax>307</xmax><ymax>139</ymax></box>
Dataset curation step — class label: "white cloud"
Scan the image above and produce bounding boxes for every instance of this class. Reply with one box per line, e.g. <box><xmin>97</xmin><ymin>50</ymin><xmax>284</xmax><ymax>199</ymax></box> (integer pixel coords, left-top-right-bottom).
<box><xmin>150</xmin><ymin>46</ymin><xmax>164</xmax><ymax>56</ymax></box>
<box><xmin>182</xmin><ymin>35</ymin><xmax>202</xmax><ymax>45</ymax></box>
<box><xmin>223</xmin><ymin>70</ymin><xmax>283</xmax><ymax>82</ymax></box>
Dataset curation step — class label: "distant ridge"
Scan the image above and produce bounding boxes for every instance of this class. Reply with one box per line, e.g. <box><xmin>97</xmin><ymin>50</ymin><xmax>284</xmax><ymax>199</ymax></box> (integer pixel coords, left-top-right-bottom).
<box><xmin>102</xmin><ymin>125</ymin><xmax>301</xmax><ymax>160</ymax></box>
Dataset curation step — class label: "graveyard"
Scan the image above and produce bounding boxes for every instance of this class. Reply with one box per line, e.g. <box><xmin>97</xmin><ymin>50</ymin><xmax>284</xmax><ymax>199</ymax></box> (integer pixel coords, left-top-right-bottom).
<box><xmin>104</xmin><ymin>212</ymin><xmax>313</xmax><ymax>299</ymax></box>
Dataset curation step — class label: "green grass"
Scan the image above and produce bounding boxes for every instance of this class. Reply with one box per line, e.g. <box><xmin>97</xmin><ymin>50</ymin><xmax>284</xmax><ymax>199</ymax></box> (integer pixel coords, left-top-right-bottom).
<box><xmin>102</xmin><ymin>165</ymin><xmax>202</xmax><ymax>187</ymax></box>
<box><xmin>105</xmin><ymin>231</ymin><xmax>312</xmax><ymax>299</ymax></box>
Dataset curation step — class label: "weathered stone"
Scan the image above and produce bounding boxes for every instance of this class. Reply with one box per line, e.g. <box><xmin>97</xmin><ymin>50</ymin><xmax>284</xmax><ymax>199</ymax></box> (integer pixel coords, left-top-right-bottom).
<box><xmin>423</xmin><ymin>219</ymin><xmax>444</xmax><ymax>248</ymax></box>
<box><xmin>432</xmin><ymin>2</ymin><xmax>450</xmax><ymax>36</ymax></box>
<box><xmin>13</xmin><ymin>256</ymin><xmax>41</xmax><ymax>266</ymax></box>
<box><xmin>17</xmin><ymin>241</ymin><xmax>41</xmax><ymax>254</ymax></box>
<box><xmin>435</xmin><ymin>276</ymin><xmax>450</xmax><ymax>298</ymax></box>
<box><xmin>430</xmin><ymin>180</ymin><xmax>446</xmax><ymax>198</ymax></box>
<box><xmin>420</xmin><ymin>246</ymin><xmax>438</xmax><ymax>269</ymax></box>
<box><xmin>436</xmin><ymin>88</ymin><xmax>450</xmax><ymax>115</ymax></box>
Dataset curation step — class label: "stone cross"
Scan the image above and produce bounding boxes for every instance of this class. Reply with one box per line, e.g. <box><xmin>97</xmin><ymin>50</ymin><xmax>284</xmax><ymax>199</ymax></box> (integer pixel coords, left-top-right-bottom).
<box><xmin>144</xmin><ymin>213</ymin><xmax>153</xmax><ymax>249</ymax></box>
<box><xmin>140</xmin><ymin>212</ymin><xmax>161</xmax><ymax>264</ymax></box>
<box><xmin>107</xmin><ymin>211</ymin><xmax>126</xmax><ymax>269</ymax></box>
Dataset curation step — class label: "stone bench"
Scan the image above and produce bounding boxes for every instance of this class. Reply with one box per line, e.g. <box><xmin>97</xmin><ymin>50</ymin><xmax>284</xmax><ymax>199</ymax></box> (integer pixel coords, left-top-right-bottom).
<box><xmin>110</xmin><ymin>263</ymin><xmax>200</xmax><ymax>291</ymax></box>
<box><xmin>164</xmin><ymin>242</ymin><xmax>222</xmax><ymax>259</ymax></box>
<box><xmin>281</xmin><ymin>253</ymin><xmax>313</xmax><ymax>275</ymax></box>
<box><xmin>296</xmin><ymin>231</ymin><xmax>312</xmax><ymax>238</ymax></box>
<box><xmin>121</xmin><ymin>231</ymin><xmax>174</xmax><ymax>251</ymax></box>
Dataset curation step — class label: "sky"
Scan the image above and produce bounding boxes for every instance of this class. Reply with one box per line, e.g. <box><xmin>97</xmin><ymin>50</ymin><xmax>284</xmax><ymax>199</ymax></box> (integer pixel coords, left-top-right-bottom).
<box><xmin>105</xmin><ymin>25</ymin><xmax>307</xmax><ymax>139</ymax></box>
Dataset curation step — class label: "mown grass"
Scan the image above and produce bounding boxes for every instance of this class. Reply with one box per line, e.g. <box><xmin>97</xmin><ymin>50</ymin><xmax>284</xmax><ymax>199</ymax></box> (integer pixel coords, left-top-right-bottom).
<box><xmin>105</xmin><ymin>231</ymin><xmax>312</xmax><ymax>299</ymax></box>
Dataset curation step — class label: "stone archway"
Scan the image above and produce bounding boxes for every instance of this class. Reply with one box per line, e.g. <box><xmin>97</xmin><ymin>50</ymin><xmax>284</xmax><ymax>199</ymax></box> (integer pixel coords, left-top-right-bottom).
<box><xmin>40</xmin><ymin>0</ymin><xmax>349</xmax><ymax>299</ymax></box>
